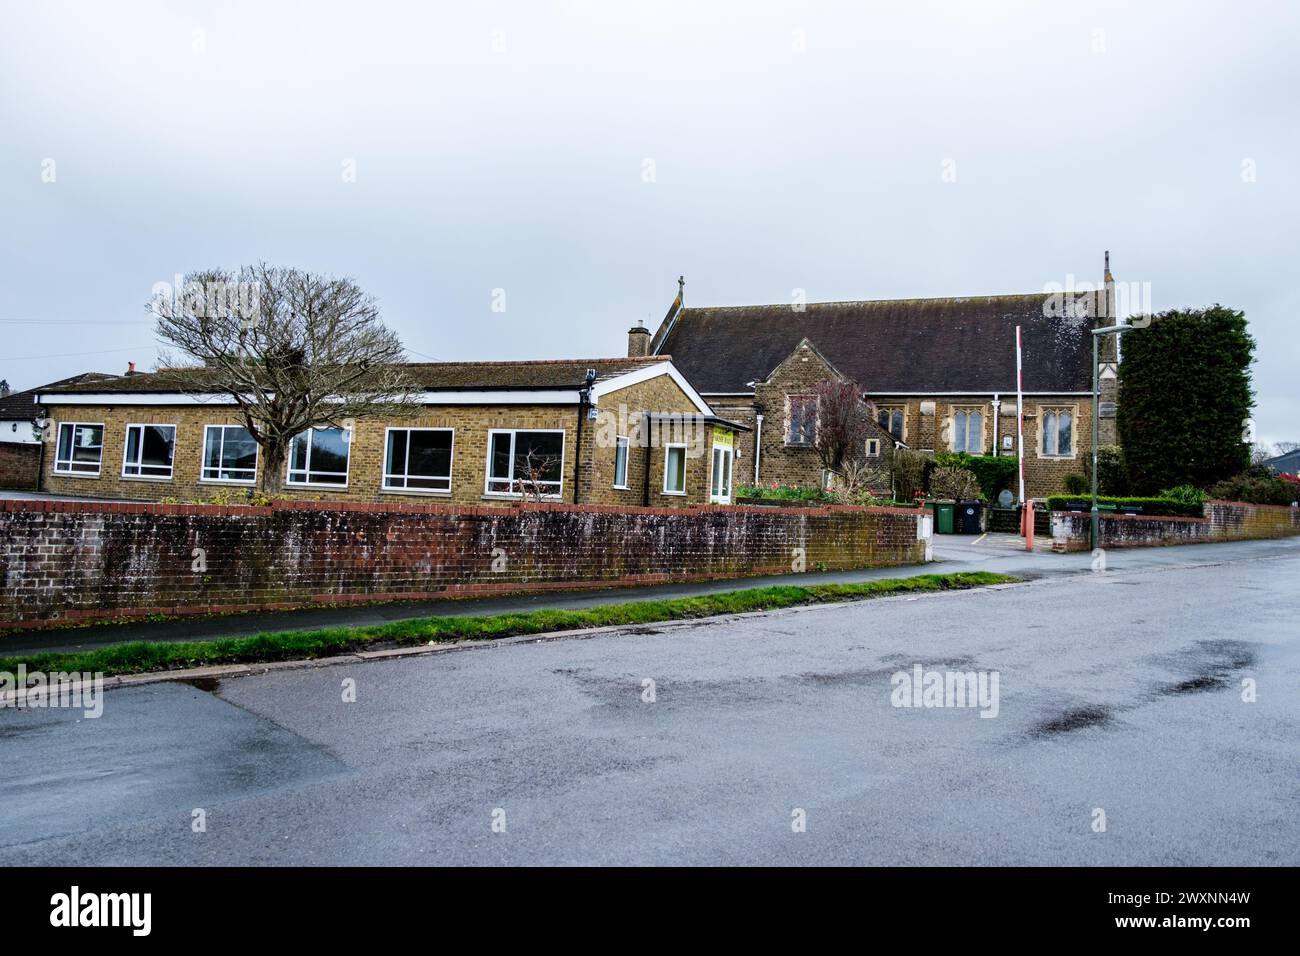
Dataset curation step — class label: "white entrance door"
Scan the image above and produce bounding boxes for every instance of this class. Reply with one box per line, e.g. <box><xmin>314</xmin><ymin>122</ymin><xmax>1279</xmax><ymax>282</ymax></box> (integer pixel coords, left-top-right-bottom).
<box><xmin>710</xmin><ymin>445</ymin><xmax>733</xmax><ymax>503</ymax></box>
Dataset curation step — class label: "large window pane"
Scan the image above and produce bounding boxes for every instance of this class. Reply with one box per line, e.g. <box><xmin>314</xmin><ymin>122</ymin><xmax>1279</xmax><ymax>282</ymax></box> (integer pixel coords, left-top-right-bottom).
<box><xmin>486</xmin><ymin>430</ymin><xmax>564</xmax><ymax>496</ymax></box>
<box><xmin>288</xmin><ymin>427</ymin><xmax>350</xmax><ymax>485</ymax></box>
<box><xmin>203</xmin><ymin>425</ymin><xmax>257</xmax><ymax>482</ymax></box>
<box><xmin>384</xmin><ymin>428</ymin><xmax>452</xmax><ymax>491</ymax></box>
<box><xmin>55</xmin><ymin>423</ymin><xmax>103</xmax><ymax>474</ymax></box>
<box><xmin>122</xmin><ymin>424</ymin><xmax>175</xmax><ymax>478</ymax></box>
<box><xmin>514</xmin><ymin>431</ymin><xmax>562</xmax><ymax>485</ymax></box>
<box><xmin>123</xmin><ymin>424</ymin><xmax>175</xmax><ymax>477</ymax></box>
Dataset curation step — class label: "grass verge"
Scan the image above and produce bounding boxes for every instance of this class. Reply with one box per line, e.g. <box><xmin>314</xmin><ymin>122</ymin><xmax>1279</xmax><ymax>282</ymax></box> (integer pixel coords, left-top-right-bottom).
<box><xmin>0</xmin><ymin>571</ymin><xmax>1017</xmax><ymax>679</ymax></box>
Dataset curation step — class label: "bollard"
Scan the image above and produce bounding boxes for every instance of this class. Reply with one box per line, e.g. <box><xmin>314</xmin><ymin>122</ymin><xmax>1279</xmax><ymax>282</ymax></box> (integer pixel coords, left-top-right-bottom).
<box><xmin>1023</xmin><ymin>499</ymin><xmax>1035</xmax><ymax>551</ymax></box>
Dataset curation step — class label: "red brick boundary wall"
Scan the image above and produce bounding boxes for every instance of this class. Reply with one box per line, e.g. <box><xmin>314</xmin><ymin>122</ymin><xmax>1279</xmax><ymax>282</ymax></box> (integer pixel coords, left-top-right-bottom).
<box><xmin>0</xmin><ymin>444</ymin><xmax>40</xmax><ymax>491</ymax></box>
<box><xmin>0</xmin><ymin>499</ymin><xmax>927</xmax><ymax>630</ymax></box>
<box><xmin>1050</xmin><ymin>500</ymin><xmax>1300</xmax><ymax>553</ymax></box>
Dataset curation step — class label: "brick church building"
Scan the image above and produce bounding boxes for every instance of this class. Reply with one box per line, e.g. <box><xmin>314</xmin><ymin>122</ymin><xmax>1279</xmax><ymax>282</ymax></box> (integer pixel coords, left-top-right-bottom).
<box><xmin>627</xmin><ymin>262</ymin><xmax>1121</xmax><ymax>502</ymax></box>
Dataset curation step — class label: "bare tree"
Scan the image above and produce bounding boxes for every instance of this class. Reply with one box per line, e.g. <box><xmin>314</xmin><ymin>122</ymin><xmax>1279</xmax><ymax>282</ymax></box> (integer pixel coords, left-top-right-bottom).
<box><xmin>152</xmin><ymin>264</ymin><xmax>422</xmax><ymax>494</ymax></box>
<box><xmin>1251</xmin><ymin>442</ymin><xmax>1276</xmax><ymax>465</ymax></box>
<box><xmin>811</xmin><ymin>378</ymin><xmax>875</xmax><ymax>494</ymax></box>
<box><xmin>1274</xmin><ymin>441</ymin><xmax>1299</xmax><ymax>455</ymax></box>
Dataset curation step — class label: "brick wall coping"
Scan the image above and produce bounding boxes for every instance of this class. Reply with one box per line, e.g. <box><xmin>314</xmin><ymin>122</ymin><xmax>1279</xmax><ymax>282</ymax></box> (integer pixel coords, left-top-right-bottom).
<box><xmin>1049</xmin><ymin>500</ymin><xmax>1298</xmax><ymax>523</ymax></box>
<box><xmin>0</xmin><ymin>497</ymin><xmax>922</xmax><ymax>519</ymax></box>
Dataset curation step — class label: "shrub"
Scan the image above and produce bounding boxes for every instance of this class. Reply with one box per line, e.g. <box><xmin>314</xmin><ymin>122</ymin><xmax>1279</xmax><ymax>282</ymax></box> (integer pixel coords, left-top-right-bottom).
<box><xmin>1045</xmin><ymin>495</ymin><xmax>1204</xmax><ymax>518</ymax></box>
<box><xmin>736</xmin><ymin>484</ymin><xmax>829</xmax><ymax>503</ymax></box>
<box><xmin>1206</xmin><ymin>471</ymin><xmax>1300</xmax><ymax>506</ymax></box>
<box><xmin>1063</xmin><ymin>473</ymin><xmax>1088</xmax><ymax>495</ymax></box>
<box><xmin>933</xmin><ymin>452</ymin><xmax>1018</xmax><ymax>501</ymax></box>
<box><xmin>1159</xmin><ymin>484</ymin><xmax>1208</xmax><ymax>506</ymax></box>
<box><xmin>930</xmin><ymin>466</ymin><xmax>981</xmax><ymax>501</ymax></box>
<box><xmin>892</xmin><ymin>448</ymin><xmax>931</xmax><ymax>502</ymax></box>
<box><xmin>1092</xmin><ymin>445</ymin><xmax>1128</xmax><ymax>496</ymax></box>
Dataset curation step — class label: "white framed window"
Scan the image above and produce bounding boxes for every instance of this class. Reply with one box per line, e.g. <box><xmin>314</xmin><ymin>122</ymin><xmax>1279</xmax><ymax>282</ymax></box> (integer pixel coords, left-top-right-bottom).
<box><xmin>612</xmin><ymin>435</ymin><xmax>630</xmax><ymax>489</ymax></box>
<box><xmin>54</xmin><ymin>422</ymin><xmax>104</xmax><ymax>476</ymax></box>
<box><xmin>877</xmin><ymin>406</ymin><xmax>905</xmax><ymax>441</ymax></box>
<box><xmin>951</xmin><ymin>407</ymin><xmax>984</xmax><ymax>453</ymax></box>
<box><xmin>866</xmin><ymin>438</ymin><xmax>881</xmax><ymax>457</ymax></box>
<box><xmin>383</xmin><ymin>427</ymin><xmax>453</xmax><ymax>492</ymax></box>
<box><xmin>202</xmin><ymin>425</ymin><xmax>258</xmax><ymax>483</ymax></box>
<box><xmin>287</xmin><ymin>426</ymin><xmax>351</xmax><ymax>486</ymax></box>
<box><xmin>121</xmin><ymin>424</ymin><xmax>176</xmax><ymax>479</ymax></box>
<box><xmin>485</xmin><ymin>429</ymin><xmax>565</xmax><ymax>497</ymax></box>
<box><xmin>1041</xmin><ymin>407</ymin><xmax>1075</xmax><ymax>457</ymax></box>
<box><xmin>786</xmin><ymin>394</ymin><xmax>817</xmax><ymax>446</ymax></box>
<box><xmin>663</xmin><ymin>443</ymin><xmax>687</xmax><ymax>495</ymax></box>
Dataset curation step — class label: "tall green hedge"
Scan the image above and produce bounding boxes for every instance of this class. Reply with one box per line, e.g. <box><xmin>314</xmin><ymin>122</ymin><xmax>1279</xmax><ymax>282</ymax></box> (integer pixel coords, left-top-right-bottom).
<box><xmin>1118</xmin><ymin>306</ymin><xmax>1254</xmax><ymax>494</ymax></box>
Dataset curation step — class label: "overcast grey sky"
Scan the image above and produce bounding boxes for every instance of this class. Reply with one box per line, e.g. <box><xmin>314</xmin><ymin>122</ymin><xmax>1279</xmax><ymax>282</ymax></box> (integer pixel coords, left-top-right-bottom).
<box><xmin>2</xmin><ymin>0</ymin><xmax>1296</xmax><ymax>443</ymax></box>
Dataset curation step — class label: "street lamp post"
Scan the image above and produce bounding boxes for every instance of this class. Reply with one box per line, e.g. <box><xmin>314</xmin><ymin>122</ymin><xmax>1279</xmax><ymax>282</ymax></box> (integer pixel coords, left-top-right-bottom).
<box><xmin>1091</xmin><ymin>323</ymin><xmax>1134</xmax><ymax>550</ymax></box>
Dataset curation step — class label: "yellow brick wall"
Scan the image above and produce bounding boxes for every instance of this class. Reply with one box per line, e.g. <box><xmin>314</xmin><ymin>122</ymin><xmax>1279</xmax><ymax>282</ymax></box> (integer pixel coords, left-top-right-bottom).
<box><xmin>39</xmin><ymin>372</ymin><xmax>741</xmax><ymax>507</ymax></box>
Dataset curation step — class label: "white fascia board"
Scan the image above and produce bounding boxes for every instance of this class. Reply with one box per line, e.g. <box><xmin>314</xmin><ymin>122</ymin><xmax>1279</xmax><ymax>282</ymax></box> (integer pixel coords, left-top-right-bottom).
<box><xmin>37</xmin><ymin>390</ymin><xmax>583</xmax><ymax>407</ymax></box>
<box><xmin>868</xmin><ymin>391</ymin><xmax>1094</xmax><ymax>397</ymax></box>
<box><xmin>592</xmin><ymin>362</ymin><xmax>714</xmax><ymax>415</ymax></box>
<box><xmin>414</xmin><ymin>390</ymin><xmax>580</xmax><ymax>405</ymax></box>
<box><xmin>35</xmin><ymin>392</ymin><xmax>241</xmax><ymax>406</ymax></box>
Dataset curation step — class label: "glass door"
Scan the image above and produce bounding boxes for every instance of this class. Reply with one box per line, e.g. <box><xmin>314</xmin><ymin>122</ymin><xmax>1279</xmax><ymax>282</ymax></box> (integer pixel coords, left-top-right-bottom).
<box><xmin>710</xmin><ymin>445</ymin><xmax>733</xmax><ymax>503</ymax></box>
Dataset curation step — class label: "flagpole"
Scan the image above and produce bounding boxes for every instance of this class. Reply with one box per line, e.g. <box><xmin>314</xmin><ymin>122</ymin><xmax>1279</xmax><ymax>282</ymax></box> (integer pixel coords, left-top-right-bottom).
<box><xmin>1016</xmin><ymin>325</ymin><xmax>1025</xmax><ymax>505</ymax></box>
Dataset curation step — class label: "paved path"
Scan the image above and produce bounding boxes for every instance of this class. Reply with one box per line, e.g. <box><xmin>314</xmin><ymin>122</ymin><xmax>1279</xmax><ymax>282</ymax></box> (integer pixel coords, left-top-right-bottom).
<box><xmin>1</xmin><ymin>534</ymin><xmax>1294</xmax><ymax>864</ymax></box>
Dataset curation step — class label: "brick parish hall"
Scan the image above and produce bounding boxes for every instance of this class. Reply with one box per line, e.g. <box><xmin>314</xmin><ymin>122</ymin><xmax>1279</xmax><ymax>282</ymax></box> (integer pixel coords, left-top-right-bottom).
<box><xmin>631</xmin><ymin>262</ymin><xmax>1122</xmax><ymax>501</ymax></box>
<box><xmin>32</xmin><ymin>357</ymin><xmax>749</xmax><ymax>508</ymax></box>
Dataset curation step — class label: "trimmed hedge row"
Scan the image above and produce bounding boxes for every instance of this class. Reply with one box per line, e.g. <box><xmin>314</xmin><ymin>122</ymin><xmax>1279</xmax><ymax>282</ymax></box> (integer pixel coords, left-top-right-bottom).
<box><xmin>1046</xmin><ymin>495</ymin><xmax>1204</xmax><ymax>518</ymax></box>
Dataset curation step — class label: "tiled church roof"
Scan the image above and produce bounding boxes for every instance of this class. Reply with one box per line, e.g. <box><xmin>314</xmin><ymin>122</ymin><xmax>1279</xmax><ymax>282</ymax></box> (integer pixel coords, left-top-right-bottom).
<box><xmin>655</xmin><ymin>293</ymin><xmax>1098</xmax><ymax>394</ymax></box>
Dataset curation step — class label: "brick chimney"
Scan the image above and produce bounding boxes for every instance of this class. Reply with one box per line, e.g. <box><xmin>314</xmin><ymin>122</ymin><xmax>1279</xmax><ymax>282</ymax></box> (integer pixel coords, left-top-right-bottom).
<box><xmin>627</xmin><ymin>321</ymin><xmax>651</xmax><ymax>357</ymax></box>
<box><xmin>126</xmin><ymin>361</ymin><xmax>137</xmax><ymax>375</ymax></box>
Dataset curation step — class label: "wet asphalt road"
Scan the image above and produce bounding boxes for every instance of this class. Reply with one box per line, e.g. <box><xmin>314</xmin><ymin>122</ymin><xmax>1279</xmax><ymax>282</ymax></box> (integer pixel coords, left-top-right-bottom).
<box><xmin>0</xmin><ymin>538</ymin><xmax>1297</xmax><ymax>865</ymax></box>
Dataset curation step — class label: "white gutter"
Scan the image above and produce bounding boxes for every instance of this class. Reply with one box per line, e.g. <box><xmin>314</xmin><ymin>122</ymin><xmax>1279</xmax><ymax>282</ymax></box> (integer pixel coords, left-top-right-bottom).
<box><xmin>753</xmin><ymin>413</ymin><xmax>764</xmax><ymax>484</ymax></box>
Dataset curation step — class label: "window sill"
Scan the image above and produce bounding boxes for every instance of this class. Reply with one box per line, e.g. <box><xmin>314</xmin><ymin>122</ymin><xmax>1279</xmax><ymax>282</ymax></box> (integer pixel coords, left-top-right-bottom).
<box><xmin>285</xmin><ymin>482</ymin><xmax>350</xmax><ymax>491</ymax></box>
<box><xmin>381</xmin><ymin>487</ymin><xmax>452</xmax><ymax>497</ymax></box>
<box><xmin>121</xmin><ymin>475</ymin><xmax>174</xmax><ymax>482</ymax></box>
<box><xmin>52</xmin><ymin>471</ymin><xmax>102</xmax><ymax>479</ymax></box>
<box><xmin>612</xmin><ymin>484</ymin><xmax>630</xmax><ymax>491</ymax></box>
<box><xmin>481</xmin><ymin>493</ymin><xmax>563</xmax><ymax>502</ymax></box>
<box><xmin>199</xmin><ymin>478</ymin><xmax>257</xmax><ymax>486</ymax></box>
<box><xmin>661</xmin><ymin>490</ymin><xmax>687</xmax><ymax>497</ymax></box>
